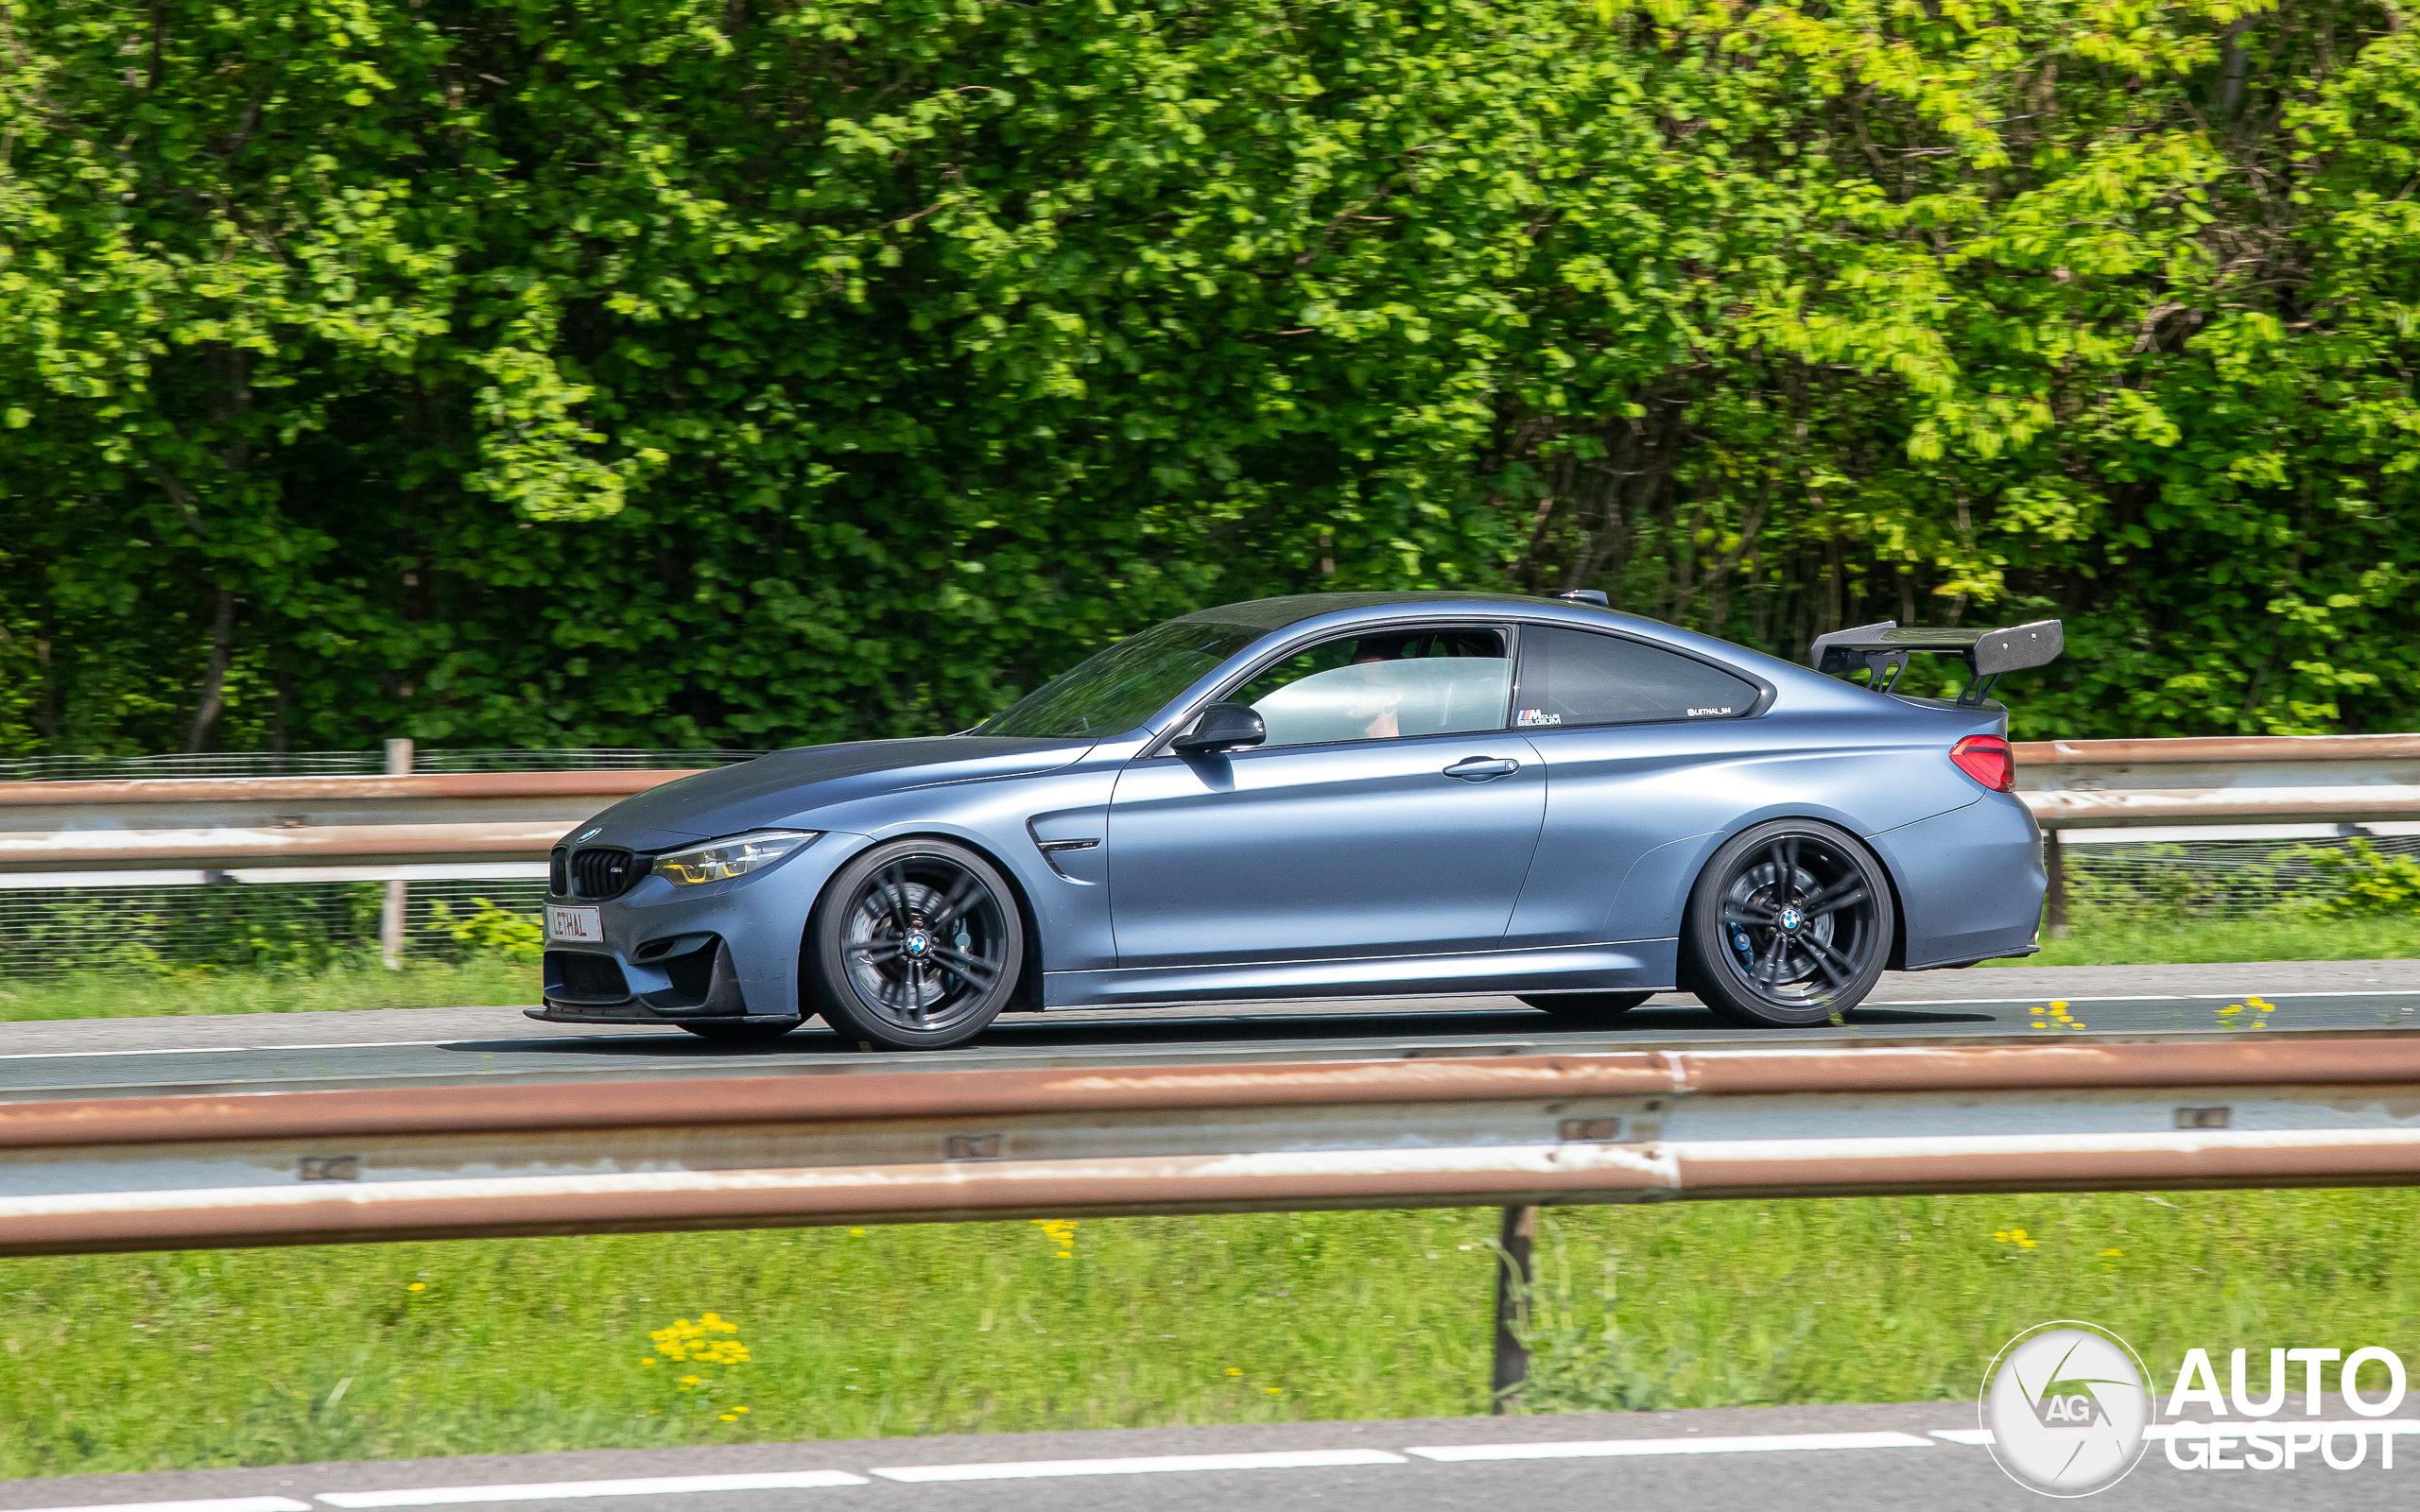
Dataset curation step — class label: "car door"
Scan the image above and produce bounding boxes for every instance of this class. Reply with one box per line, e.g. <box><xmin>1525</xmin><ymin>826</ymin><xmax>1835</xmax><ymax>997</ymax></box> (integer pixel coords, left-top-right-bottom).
<box><xmin>1107</xmin><ymin>623</ymin><xmax>1545</xmax><ymax>968</ymax></box>
<box><xmin>1499</xmin><ymin>624</ymin><xmax>1771</xmax><ymax>948</ymax></box>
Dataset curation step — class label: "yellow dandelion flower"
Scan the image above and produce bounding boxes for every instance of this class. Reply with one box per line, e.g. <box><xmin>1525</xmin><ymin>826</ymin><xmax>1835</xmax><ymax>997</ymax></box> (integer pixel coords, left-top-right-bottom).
<box><xmin>1266</xmin><ymin>1386</ymin><xmax>1282</xmax><ymax>1395</ymax></box>
<box><xmin>851</xmin><ymin>1228</ymin><xmax>866</xmax><ymax>1236</ymax></box>
<box><xmin>2101</xmin><ymin>1248</ymin><xmax>2122</xmax><ymax>1257</ymax></box>
<box><xmin>407</xmin><ymin>1282</ymin><xmax>426</xmax><ymax>1292</ymax></box>
<box><xmin>643</xmin><ymin>1359</ymin><xmax>657</xmax><ymax>1368</ymax></box>
<box><xmin>735</xmin><ymin>1406</ymin><xmax>751</xmax><ymax>1414</ymax></box>
<box><xmin>719</xmin><ymin>1414</ymin><xmax>737</xmax><ymax>1421</ymax></box>
<box><xmin>682</xmin><ymin>1375</ymin><xmax>701</xmax><ymax>1385</ymax></box>
<box><xmin>1225</xmin><ymin>1367</ymin><xmax>1242</xmax><ymax>1376</ymax></box>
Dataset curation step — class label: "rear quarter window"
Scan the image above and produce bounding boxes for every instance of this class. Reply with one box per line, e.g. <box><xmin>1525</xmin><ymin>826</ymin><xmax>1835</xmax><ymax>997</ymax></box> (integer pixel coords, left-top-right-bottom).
<box><xmin>1512</xmin><ymin>626</ymin><xmax>1757</xmax><ymax>729</ymax></box>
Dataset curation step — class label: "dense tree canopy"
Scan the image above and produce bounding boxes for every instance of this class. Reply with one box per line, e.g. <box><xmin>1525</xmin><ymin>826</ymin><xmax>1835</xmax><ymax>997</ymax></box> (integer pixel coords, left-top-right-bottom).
<box><xmin>2</xmin><ymin>0</ymin><xmax>2416</xmax><ymax>753</ymax></box>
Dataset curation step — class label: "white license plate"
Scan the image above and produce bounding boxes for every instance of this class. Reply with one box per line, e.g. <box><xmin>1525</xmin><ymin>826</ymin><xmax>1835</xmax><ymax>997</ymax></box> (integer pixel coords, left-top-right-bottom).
<box><xmin>545</xmin><ymin>905</ymin><xmax>604</xmax><ymax>944</ymax></box>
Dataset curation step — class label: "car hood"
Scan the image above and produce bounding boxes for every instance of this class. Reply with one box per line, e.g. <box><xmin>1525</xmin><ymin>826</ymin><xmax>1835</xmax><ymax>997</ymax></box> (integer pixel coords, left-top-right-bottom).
<box><xmin>565</xmin><ymin>737</ymin><xmax>1091</xmax><ymax>850</ymax></box>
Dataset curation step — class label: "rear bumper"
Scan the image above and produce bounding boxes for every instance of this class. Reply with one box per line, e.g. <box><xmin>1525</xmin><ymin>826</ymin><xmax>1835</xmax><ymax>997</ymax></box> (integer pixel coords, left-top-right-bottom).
<box><xmin>1868</xmin><ymin>792</ymin><xmax>2047</xmax><ymax>970</ymax></box>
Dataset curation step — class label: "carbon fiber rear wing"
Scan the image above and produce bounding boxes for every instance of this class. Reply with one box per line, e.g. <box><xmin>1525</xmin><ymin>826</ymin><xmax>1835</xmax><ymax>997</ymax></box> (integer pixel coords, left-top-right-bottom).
<box><xmin>1809</xmin><ymin>620</ymin><xmax>2064</xmax><ymax>707</ymax></box>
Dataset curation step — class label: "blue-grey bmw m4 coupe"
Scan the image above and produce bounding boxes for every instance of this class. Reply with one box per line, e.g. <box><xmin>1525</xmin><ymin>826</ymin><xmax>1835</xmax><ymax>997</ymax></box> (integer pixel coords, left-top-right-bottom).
<box><xmin>533</xmin><ymin>592</ymin><xmax>2059</xmax><ymax>1049</ymax></box>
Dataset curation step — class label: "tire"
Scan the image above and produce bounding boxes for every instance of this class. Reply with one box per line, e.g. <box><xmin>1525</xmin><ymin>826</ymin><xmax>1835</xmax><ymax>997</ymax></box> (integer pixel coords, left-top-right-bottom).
<box><xmin>1682</xmin><ymin>819</ymin><xmax>1894</xmax><ymax>1027</ymax></box>
<box><xmin>676</xmin><ymin>1021</ymin><xmax>803</xmax><ymax>1044</ymax></box>
<box><xmin>1516</xmin><ymin>991</ymin><xmax>1652</xmax><ymax>1024</ymax></box>
<box><xmin>804</xmin><ymin>837</ymin><xmax>1026</xmax><ymax>1051</ymax></box>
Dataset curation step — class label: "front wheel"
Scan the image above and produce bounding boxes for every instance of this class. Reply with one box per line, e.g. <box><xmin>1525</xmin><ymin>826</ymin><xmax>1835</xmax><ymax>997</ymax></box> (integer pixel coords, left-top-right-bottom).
<box><xmin>1516</xmin><ymin>991</ymin><xmax>1653</xmax><ymax>1024</ymax></box>
<box><xmin>804</xmin><ymin>838</ymin><xmax>1026</xmax><ymax>1051</ymax></box>
<box><xmin>1682</xmin><ymin>819</ymin><xmax>1894</xmax><ymax>1028</ymax></box>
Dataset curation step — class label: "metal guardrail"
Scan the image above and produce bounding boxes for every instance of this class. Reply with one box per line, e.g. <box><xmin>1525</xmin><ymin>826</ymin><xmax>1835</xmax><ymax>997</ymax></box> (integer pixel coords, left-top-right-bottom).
<box><xmin>0</xmin><ymin>769</ymin><xmax>696</xmax><ymax>877</ymax></box>
<box><xmin>2</xmin><ymin>1033</ymin><xmax>2415</xmax><ymax>1256</ymax></box>
<box><xmin>3</xmin><ymin>733</ymin><xmax>2419</xmax><ymax>878</ymax></box>
<box><xmin>2014</xmin><ymin>733</ymin><xmax>2420</xmax><ymax>831</ymax></box>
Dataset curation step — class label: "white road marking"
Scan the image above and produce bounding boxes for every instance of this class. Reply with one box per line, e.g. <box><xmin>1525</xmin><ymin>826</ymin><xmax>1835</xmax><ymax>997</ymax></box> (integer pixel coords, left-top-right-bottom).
<box><xmin>24</xmin><ymin>1499</ymin><xmax>314</xmax><ymax>1512</ymax></box>
<box><xmin>869</xmin><ymin>1449</ymin><xmax>1409</xmax><ymax>1482</ymax></box>
<box><xmin>0</xmin><ymin>1042</ymin><xmax>459</xmax><ymax>1061</ymax></box>
<box><xmin>1936</xmin><ymin>1418</ymin><xmax>2420</xmax><ymax>1447</ymax></box>
<box><xmin>0</xmin><ymin>1035</ymin><xmax>674</xmax><ymax>1063</ymax></box>
<box><xmin>314</xmin><ymin>1470</ymin><xmax>868</xmax><ymax>1506</ymax></box>
<box><xmin>1404</xmin><ymin>1431</ymin><xmax>1935</xmax><ymax>1461</ymax></box>
<box><xmin>21</xmin><ymin>1424</ymin><xmax>2191</xmax><ymax>1512</ymax></box>
<box><xmin>1864</xmin><ymin>990</ymin><xmax>2419</xmax><ymax>1005</ymax></box>
<box><xmin>2</xmin><ymin>987</ymin><xmax>2412</xmax><ymax>1066</ymax></box>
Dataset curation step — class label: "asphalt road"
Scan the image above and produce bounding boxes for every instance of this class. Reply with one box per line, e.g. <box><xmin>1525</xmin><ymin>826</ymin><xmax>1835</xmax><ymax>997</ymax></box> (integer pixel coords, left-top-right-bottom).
<box><xmin>2</xmin><ymin>960</ymin><xmax>2415</xmax><ymax>1103</ymax></box>
<box><xmin>2</xmin><ymin>1403</ymin><xmax>2403</xmax><ymax>1512</ymax></box>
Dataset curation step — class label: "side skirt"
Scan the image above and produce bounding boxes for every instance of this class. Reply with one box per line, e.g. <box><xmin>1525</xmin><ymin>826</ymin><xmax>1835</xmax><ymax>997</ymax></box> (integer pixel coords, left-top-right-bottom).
<box><xmin>1041</xmin><ymin>940</ymin><xmax>1678</xmax><ymax>1009</ymax></box>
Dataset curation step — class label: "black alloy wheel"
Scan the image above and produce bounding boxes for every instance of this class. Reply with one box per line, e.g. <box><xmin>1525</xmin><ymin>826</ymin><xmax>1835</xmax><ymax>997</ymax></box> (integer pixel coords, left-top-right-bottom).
<box><xmin>806</xmin><ymin>838</ymin><xmax>1026</xmax><ymax>1051</ymax></box>
<box><xmin>1516</xmin><ymin>991</ymin><xmax>1654</xmax><ymax>1024</ymax></box>
<box><xmin>1682</xmin><ymin>819</ymin><xmax>1894</xmax><ymax>1027</ymax></box>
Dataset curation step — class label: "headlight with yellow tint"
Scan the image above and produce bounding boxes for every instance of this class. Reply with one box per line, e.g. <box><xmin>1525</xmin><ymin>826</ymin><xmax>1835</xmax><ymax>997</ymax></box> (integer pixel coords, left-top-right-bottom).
<box><xmin>650</xmin><ymin>830</ymin><xmax>821</xmax><ymax>888</ymax></box>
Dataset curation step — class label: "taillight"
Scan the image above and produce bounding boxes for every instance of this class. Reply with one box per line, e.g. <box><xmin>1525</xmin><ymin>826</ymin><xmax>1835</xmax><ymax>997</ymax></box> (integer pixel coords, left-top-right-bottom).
<box><xmin>1950</xmin><ymin>734</ymin><xmax>2015</xmax><ymax>792</ymax></box>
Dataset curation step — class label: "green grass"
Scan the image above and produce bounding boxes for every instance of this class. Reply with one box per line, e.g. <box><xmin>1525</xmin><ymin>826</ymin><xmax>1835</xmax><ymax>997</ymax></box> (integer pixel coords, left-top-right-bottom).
<box><xmin>5</xmin><ymin>1189</ymin><xmax>2416</xmax><ymax>1478</ymax></box>
<box><xmin>0</xmin><ymin>954</ymin><xmax>536</xmax><ymax>1023</ymax></box>
<box><xmin>1987</xmin><ymin>912</ymin><xmax>2420</xmax><ymax>968</ymax></box>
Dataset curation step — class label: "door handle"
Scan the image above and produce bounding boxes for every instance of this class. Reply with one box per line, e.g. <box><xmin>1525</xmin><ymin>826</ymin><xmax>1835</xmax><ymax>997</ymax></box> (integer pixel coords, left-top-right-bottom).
<box><xmin>1443</xmin><ymin>756</ymin><xmax>1521</xmax><ymax>782</ymax></box>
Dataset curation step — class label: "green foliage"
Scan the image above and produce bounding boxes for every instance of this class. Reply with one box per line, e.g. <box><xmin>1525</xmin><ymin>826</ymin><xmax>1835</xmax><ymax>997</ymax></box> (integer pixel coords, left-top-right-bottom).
<box><xmin>0</xmin><ymin>953</ymin><xmax>536</xmax><ymax>1022</ymax></box>
<box><xmin>7</xmin><ymin>1</ymin><xmax>2420</xmax><ymax>751</ymax></box>
<box><xmin>422</xmin><ymin>897</ymin><xmax>545</xmax><ymax>955</ymax></box>
<box><xmin>0</xmin><ymin>884</ymin><xmax>386</xmax><ymax>978</ymax></box>
<box><xmin>2001</xmin><ymin>911</ymin><xmax>2420</xmax><ymax>966</ymax></box>
<box><xmin>2293</xmin><ymin>835</ymin><xmax>2420</xmax><ymax>916</ymax></box>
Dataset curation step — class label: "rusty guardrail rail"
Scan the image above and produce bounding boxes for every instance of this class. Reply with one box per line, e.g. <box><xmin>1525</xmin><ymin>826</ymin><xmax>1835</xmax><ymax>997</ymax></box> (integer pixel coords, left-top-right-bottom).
<box><xmin>3</xmin><ymin>733</ymin><xmax>2420</xmax><ymax>876</ymax></box>
<box><xmin>2013</xmin><ymin>732</ymin><xmax>2420</xmax><ymax>830</ymax></box>
<box><xmin>0</xmin><ymin>768</ymin><xmax>701</xmax><ymax>874</ymax></box>
<box><xmin>3</xmin><ymin>1034</ymin><xmax>2417</xmax><ymax>1256</ymax></box>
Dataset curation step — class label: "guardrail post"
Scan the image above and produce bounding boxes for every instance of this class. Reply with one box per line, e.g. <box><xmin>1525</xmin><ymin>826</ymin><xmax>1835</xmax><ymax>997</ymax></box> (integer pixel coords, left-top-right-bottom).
<box><xmin>378</xmin><ymin>738</ymin><xmax>413</xmax><ymax>969</ymax></box>
<box><xmin>1490</xmin><ymin>1203</ymin><xmax>1537</xmax><ymax>1413</ymax></box>
<box><xmin>2044</xmin><ymin>829</ymin><xmax>2068</xmax><ymax>939</ymax></box>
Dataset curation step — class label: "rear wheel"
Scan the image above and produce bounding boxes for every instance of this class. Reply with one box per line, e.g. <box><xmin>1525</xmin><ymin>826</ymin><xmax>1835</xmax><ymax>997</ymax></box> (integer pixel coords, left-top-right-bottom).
<box><xmin>1683</xmin><ymin>819</ymin><xmax>1893</xmax><ymax>1027</ymax></box>
<box><xmin>1516</xmin><ymin>991</ymin><xmax>1653</xmax><ymax>1024</ymax></box>
<box><xmin>805</xmin><ymin>838</ymin><xmax>1025</xmax><ymax>1051</ymax></box>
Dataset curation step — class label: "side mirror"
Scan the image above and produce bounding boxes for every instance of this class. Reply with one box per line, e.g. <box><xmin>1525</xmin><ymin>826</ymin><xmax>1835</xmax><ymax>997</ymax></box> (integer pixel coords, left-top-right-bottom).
<box><xmin>1172</xmin><ymin>701</ymin><xmax>1266</xmax><ymax>755</ymax></box>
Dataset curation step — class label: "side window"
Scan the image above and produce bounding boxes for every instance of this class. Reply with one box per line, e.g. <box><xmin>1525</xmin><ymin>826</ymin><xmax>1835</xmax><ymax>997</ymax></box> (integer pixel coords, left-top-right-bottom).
<box><xmin>1512</xmin><ymin>627</ymin><xmax>1756</xmax><ymax>729</ymax></box>
<box><xmin>1232</xmin><ymin>627</ymin><xmax>1511</xmax><ymax>747</ymax></box>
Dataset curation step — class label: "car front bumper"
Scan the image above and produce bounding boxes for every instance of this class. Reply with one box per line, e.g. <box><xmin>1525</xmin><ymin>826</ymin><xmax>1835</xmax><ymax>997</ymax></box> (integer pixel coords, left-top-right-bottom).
<box><xmin>534</xmin><ymin>832</ymin><xmax>862</xmax><ymax>1023</ymax></box>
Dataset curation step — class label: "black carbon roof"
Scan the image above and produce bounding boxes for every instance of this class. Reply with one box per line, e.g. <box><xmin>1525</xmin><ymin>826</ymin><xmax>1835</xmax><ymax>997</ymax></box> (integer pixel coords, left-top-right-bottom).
<box><xmin>1172</xmin><ymin>591</ymin><xmax>1561</xmax><ymax>632</ymax></box>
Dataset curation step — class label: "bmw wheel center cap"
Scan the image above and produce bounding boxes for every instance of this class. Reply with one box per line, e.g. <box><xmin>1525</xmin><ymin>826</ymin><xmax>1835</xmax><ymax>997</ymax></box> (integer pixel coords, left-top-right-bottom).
<box><xmin>1778</xmin><ymin>906</ymin><xmax>1804</xmax><ymax>933</ymax></box>
<box><xmin>904</xmin><ymin>931</ymin><xmax>931</xmax><ymax>956</ymax></box>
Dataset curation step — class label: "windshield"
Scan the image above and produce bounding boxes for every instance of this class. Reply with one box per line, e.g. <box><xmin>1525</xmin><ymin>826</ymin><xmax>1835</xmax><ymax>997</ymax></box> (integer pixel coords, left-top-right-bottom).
<box><xmin>979</xmin><ymin>619</ymin><xmax>1262</xmax><ymax>738</ymax></box>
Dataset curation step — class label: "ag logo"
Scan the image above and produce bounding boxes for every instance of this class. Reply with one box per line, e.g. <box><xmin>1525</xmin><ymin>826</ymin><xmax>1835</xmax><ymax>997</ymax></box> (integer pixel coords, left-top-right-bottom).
<box><xmin>1982</xmin><ymin>1321</ymin><xmax>2156</xmax><ymax>1497</ymax></box>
